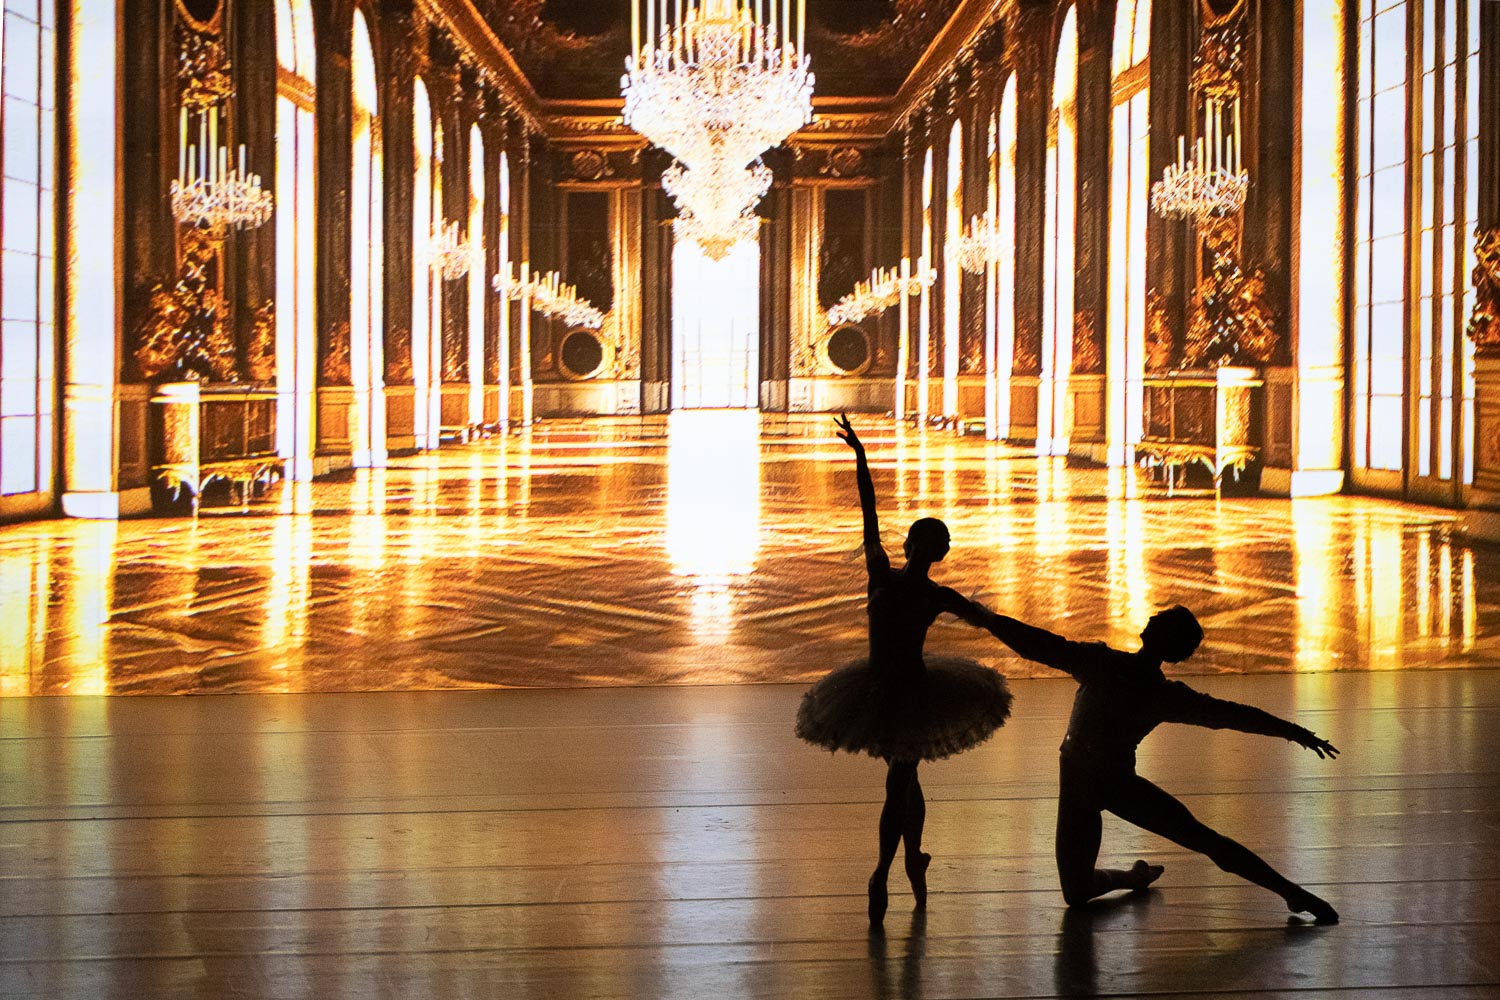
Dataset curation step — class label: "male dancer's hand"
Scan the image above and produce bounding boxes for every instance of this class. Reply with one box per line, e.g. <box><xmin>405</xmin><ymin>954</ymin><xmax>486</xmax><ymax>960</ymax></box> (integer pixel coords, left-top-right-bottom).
<box><xmin>1292</xmin><ymin>727</ymin><xmax>1339</xmax><ymax>759</ymax></box>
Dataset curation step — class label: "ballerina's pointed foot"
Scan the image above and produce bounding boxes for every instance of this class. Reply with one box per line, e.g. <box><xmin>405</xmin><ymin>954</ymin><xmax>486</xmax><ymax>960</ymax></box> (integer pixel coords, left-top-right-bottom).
<box><xmin>868</xmin><ymin>873</ymin><xmax>889</xmax><ymax>925</ymax></box>
<box><xmin>1287</xmin><ymin>889</ymin><xmax>1339</xmax><ymax>925</ymax></box>
<box><xmin>1126</xmin><ymin>859</ymin><xmax>1164</xmax><ymax>893</ymax></box>
<box><xmin>905</xmin><ymin>851</ymin><xmax>932</xmax><ymax>909</ymax></box>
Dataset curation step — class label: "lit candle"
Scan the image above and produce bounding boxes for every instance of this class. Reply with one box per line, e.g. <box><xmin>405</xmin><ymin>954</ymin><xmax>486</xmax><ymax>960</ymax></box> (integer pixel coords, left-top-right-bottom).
<box><xmin>1178</xmin><ymin>134</ymin><xmax>1185</xmax><ymax>167</ymax></box>
<box><xmin>1233</xmin><ymin>98</ymin><xmax>1242</xmax><ymax>172</ymax></box>
<box><xmin>208</xmin><ymin>106</ymin><xmax>218</xmax><ymax>183</ymax></box>
<box><xmin>797</xmin><ymin>0</ymin><xmax>804</xmax><ymax>55</ymax></box>
<box><xmin>239</xmin><ymin>143</ymin><xmax>246</xmax><ymax>180</ymax></box>
<box><xmin>647</xmin><ymin>0</ymin><xmax>655</xmax><ymax>61</ymax></box>
<box><xmin>632</xmin><ymin>0</ymin><xmax>640</xmax><ymax>59</ymax></box>
<box><xmin>179</xmin><ymin>107</ymin><xmax>188</xmax><ymax>181</ymax></box>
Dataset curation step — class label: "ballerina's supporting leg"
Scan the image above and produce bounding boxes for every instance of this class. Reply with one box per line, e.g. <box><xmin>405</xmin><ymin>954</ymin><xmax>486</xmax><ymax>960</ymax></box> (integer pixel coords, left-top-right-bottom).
<box><xmin>871</xmin><ymin>758</ymin><xmax>918</xmax><ymax>924</ymax></box>
<box><xmin>903</xmin><ymin>770</ymin><xmax>932</xmax><ymax>908</ymax></box>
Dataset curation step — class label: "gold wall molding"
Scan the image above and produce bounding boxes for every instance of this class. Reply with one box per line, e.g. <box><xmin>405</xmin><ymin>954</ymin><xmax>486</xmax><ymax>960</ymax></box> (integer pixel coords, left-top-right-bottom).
<box><xmin>1468</xmin><ymin>228</ymin><xmax>1500</xmax><ymax>356</ymax></box>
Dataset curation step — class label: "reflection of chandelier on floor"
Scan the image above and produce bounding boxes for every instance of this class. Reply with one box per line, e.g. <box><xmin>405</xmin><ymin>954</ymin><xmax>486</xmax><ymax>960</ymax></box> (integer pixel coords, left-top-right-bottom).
<box><xmin>171</xmin><ymin>105</ymin><xmax>274</xmax><ymax>234</ymax></box>
<box><xmin>1151</xmin><ymin>96</ymin><xmax>1247</xmax><ymax>223</ymax></box>
<box><xmin>622</xmin><ymin>0</ymin><xmax>813</xmax><ymax>258</ymax></box>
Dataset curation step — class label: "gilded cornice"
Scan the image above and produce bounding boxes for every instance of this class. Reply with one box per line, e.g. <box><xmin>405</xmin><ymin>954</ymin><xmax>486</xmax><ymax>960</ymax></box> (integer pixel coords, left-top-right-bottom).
<box><xmin>422</xmin><ymin>0</ymin><xmax>1016</xmax><ymax>146</ymax></box>
<box><xmin>415</xmin><ymin>0</ymin><xmax>545</xmax><ymax>132</ymax></box>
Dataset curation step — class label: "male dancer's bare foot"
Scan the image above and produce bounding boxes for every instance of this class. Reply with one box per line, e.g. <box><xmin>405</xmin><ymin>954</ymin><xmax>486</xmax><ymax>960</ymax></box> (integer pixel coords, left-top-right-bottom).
<box><xmin>905</xmin><ymin>851</ymin><xmax>932</xmax><ymax>909</ymax></box>
<box><xmin>1286</xmin><ymin>888</ymin><xmax>1339</xmax><ymax>924</ymax></box>
<box><xmin>1125</xmin><ymin>859</ymin><xmax>1165</xmax><ymax>892</ymax></box>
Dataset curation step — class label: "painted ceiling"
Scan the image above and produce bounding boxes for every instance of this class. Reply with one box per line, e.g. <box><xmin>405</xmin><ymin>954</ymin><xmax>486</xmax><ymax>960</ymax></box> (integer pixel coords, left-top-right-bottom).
<box><xmin>472</xmin><ymin>0</ymin><xmax>964</xmax><ymax>100</ymax></box>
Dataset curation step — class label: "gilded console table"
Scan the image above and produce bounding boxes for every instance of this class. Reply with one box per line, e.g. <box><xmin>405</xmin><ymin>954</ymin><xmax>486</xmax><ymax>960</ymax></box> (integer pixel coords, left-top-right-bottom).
<box><xmin>1138</xmin><ymin>367</ymin><xmax>1261</xmax><ymax>489</ymax></box>
<box><xmin>151</xmin><ymin>381</ymin><xmax>283</xmax><ymax>511</ymax></box>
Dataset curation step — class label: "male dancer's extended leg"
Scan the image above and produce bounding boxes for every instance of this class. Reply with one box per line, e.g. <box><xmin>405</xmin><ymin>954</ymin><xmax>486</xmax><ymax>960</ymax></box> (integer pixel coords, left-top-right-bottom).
<box><xmin>1055</xmin><ymin>762</ymin><xmax>1163</xmax><ymax>906</ymax></box>
<box><xmin>1104</xmin><ymin>773</ymin><xmax>1337</xmax><ymax>923</ymax></box>
<box><xmin>871</xmin><ymin>759</ymin><xmax>918</xmax><ymax>924</ymax></box>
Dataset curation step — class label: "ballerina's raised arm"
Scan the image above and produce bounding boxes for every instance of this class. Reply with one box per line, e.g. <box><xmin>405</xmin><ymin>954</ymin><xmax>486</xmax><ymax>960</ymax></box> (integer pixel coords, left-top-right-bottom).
<box><xmin>835</xmin><ymin>413</ymin><xmax>891</xmax><ymax>580</ymax></box>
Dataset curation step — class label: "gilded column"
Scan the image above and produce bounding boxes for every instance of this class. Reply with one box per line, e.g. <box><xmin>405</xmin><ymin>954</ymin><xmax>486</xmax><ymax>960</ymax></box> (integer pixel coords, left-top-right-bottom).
<box><xmin>1462</xmin><ymin>1</ymin><xmax>1500</xmax><ymax>536</ymax></box>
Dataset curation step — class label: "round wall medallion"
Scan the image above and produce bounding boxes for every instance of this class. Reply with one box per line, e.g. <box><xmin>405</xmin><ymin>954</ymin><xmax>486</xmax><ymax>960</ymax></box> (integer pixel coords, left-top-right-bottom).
<box><xmin>559</xmin><ymin>330</ymin><xmax>606</xmax><ymax>379</ymax></box>
<box><xmin>826</xmin><ymin>325</ymin><xmax>871</xmax><ymax>375</ymax></box>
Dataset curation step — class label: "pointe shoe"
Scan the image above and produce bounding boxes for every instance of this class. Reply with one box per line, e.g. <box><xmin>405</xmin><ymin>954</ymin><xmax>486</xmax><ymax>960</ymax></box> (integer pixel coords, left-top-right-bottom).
<box><xmin>868</xmin><ymin>873</ymin><xmax>889</xmax><ymax>925</ymax></box>
<box><xmin>1288</xmin><ymin>889</ymin><xmax>1340</xmax><ymax>925</ymax></box>
<box><xmin>905</xmin><ymin>851</ymin><xmax>932</xmax><ymax>909</ymax></box>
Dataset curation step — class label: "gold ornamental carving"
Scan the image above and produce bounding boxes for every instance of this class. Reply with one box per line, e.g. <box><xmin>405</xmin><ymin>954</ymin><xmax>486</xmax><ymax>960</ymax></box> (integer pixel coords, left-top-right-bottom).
<box><xmin>177</xmin><ymin>26</ymin><xmax>233</xmax><ymax>111</ymax></box>
<box><xmin>386</xmin><ymin>328</ymin><xmax>414</xmax><ymax>384</ymax></box>
<box><xmin>245</xmin><ymin>300</ymin><xmax>275</xmax><ymax>384</ymax></box>
<box><xmin>1146</xmin><ymin>292</ymin><xmax>1175</xmax><ymax>370</ymax></box>
<box><xmin>321</xmin><ymin>323</ymin><xmax>352</xmax><ymax>385</ymax></box>
<box><xmin>133</xmin><ymin>230</ymin><xmax>237</xmax><ymax>382</ymax></box>
<box><xmin>1466</xmin><ymin>228</ymin><xmax>1500</xmax><ymax>356</ymax></box>
<box><xmin>1191</xmin><ymin>0</ymin><xmax>1247</xmax><ymax>100</ymax></box>
<box><xmin>1072</xmin><ymin>309</ymin><xmax>1103</xmax><ymax>375</ymax></box>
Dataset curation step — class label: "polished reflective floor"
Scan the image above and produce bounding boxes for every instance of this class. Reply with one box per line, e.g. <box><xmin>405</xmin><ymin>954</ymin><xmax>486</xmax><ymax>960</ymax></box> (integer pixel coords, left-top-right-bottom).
<box><xmin>2</xmin><ymin>671</ymin><xmax>1496</xmax><ymax>998</ymax></box>
<box><xmin>2</xmin><ymin>413</ymin><xmax>1496</xmax><ymax>696</ymax></box>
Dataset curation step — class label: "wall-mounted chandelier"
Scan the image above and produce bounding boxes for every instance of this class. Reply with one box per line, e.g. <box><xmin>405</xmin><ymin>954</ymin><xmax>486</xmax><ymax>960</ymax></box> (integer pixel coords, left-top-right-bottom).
<box><xmin>428</xmin><ymin>219</ymin><xmax>472</xmax><ymax>281</ymax></box>
<box><xmin>956</xmin><ymin>210</ymin><xmax>1006</xmax><ymax>274</ymax></box>
<box><xmin>1151</xmin><ymin>96</ymin><xmax>1247</xmax><ymax>223</ymax></box>
<box><xmin>171</xmin><ymin>105</ymin><xmax>274</xmax><ymax>234</ymax></box>
<box><xmin>622</xmin><ymin>0</ymin><xmax>813</xmax><ymax>256</ymax></box>
<box><xmin>493</xmin><ymin>265</ymin><xmax>606</xmax><ymax>331</ymax></box>
<box><xmin>827</xmin><ymin>259</ymin><xmax>936</xmax><ymax>327</ymax></box>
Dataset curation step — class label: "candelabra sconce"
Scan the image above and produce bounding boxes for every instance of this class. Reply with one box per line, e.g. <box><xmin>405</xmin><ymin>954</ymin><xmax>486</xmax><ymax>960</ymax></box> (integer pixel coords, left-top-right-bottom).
<box><xmin>1150</xmin><ymin>96</ymin><xmax>1247</xmax><ymax>225</ymax></box>
<box><xmin>428</xmin><ymin>220</ymin><xmax>472</xmax><ymax>282</ymax></box>
<box><xmin>493</xmin><ymin>264</ymin><xmax>606</xmax><ymax>330</ymax></box>
<box><xmin>827</xmin><ymin>258</ymin><xmax>935</xmax><ymax>327</ymax></box>
<box><xmin>171</xmin><ymin>104</ymin><xmax>273</xmax><ymax>235</ymax></box>
<box><xmin>956</xmin><ymin>210</ymin><xmax>1006</xmax><ymax>275</ymax></box>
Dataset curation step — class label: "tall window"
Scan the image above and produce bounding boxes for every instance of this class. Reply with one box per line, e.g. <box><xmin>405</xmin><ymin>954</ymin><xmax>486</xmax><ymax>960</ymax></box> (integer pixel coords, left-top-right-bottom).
<box><xmin>1</xmin><ymin>0</ymin><xmax>57</xmax><ymax>504</ymax></box>
<box><xmin>1353</xmin><ymin>0</ymin><xmax>1479</xmax><ymax>494</ymax></box>
<box><xmin>985</xmin><ymin>78</ymin><xmax>1018</xmax><ymax>441</ymax></box>
<box><xmin>1041</xmin><ymin>6</ymin><xmax>1078</xmax><ymax>457</ymax></box>
<box><xmin>467</xmin><ymin>125</ymin><xmax>485</xmax><ymax>427</ymax></box>
<box><xmin>1105</xmin><ymin>0</ymin><xmax>1150</xmax><ymax>466</ymax></box>
<box><xmin>275</xmin><ymin>0</ymin><xmax>316</xmax><ymax>480</ymax></box>
<box><xmin>349</xmin><ymin>11</ymin><xmax>384</xmax><ymax>467</ymax></box>
<box><xmin>918</xmin><ymin>146</ymin><xmax>933</xmax><ymax>420</ymax></box>
<box><xmin>942</xmin><ymin>121</ymin><xmax>962</xmax><ymax>418</ymax></box>
<box><xmin>412</xmin><ymin>79</ymin><xmax>440</xmax><ymax>450</ymax></box>
<box><xmin>497</xmin><ymin>151</ymin><xmax>510</xmax><ymax>426</ymax></box>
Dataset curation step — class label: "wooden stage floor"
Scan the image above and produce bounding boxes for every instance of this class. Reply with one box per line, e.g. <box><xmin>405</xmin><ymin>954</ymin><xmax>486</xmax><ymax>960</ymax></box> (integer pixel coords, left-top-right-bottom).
<box><xmin>3</xmin><ymin>670</ymin><xmax>1498</xmax><ymax>998</ymax></box>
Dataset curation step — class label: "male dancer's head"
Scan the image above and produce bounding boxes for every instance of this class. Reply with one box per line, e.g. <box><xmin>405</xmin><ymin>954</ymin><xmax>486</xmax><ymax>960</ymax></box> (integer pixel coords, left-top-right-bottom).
<box><xmin>1139</xmin><ymin>605</ymin><xmax>1204</xmax><ymax>664</ymax></box>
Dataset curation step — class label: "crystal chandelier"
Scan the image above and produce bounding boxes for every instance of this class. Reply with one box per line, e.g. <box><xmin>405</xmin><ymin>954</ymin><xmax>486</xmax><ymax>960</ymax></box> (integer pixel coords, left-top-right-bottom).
<box><xmin>662</xmin><ymin>160</ymin><xmax>772</xmax><ymax>259</ymax></box>
<box><xmin>956</xmin><ymin>210</ymin><xmax>1006</xmax><ymax>274</ymax></box>
<box><xmin>492</xmin><ymin>266</ymin><xmax>606</xmax><ymax>331</ymax></box>
<box><xmin>1151</xmin><ymin>96</ymin><xmax>1247</xmax><ymax>223</ymax></box>
<box><xmin>428</xmin><ymin>219</ymin><xmax>472</xmax><ymax>281</ymax></box>
<box><xmin>622</xmin><ymin>0</ymin><xmax>813</xmax><ymax>254</ymax></box>
<box><xmin>171</xmin><ymin>105</ymin><xmax>273</xmax><ymax>234</ymax></box>
<box><xmin>827</xmin><ymin>260</ymin><xmax>936</xmax><ymax>327</ymax></box>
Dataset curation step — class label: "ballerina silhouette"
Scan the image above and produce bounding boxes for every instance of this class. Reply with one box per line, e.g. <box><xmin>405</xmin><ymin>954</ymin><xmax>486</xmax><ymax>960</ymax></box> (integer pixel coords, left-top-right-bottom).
<box><xmin>982</xmin><ymin>605</ymin><xmax>1341</xmax><ymax>923</ymax></box>
<box><xmin>796</xmin><ymin>415</ymin><xmax>1012</xmax><ymax>925</ymax></box>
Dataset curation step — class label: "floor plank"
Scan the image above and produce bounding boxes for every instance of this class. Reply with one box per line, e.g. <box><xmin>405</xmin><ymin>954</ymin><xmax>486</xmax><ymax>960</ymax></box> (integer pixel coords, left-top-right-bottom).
<box><xmin>2</xmin><ymin>671</ymin><xmax>1498</xmax><ymax>997</ymax></box>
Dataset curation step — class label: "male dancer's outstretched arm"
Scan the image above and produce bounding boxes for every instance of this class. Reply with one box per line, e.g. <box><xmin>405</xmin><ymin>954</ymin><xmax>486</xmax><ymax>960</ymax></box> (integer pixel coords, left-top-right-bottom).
<box><xmin>982</xmin><ymin>612</ymin><xmax>1109</xmax><ymax>682</ymax></box>
<box><xmin>1160</xmin><ymin>684</ymin><xmax>1340</xmax><ymax>758</ymax></box>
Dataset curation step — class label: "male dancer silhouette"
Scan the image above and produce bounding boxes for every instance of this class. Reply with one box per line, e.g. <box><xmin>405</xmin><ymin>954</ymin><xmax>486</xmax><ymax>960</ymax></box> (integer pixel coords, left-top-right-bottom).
<box><xmin>983</xmin><ymin>605</ymin><xmax>1340</xmax><ymax>923</ymax></box>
